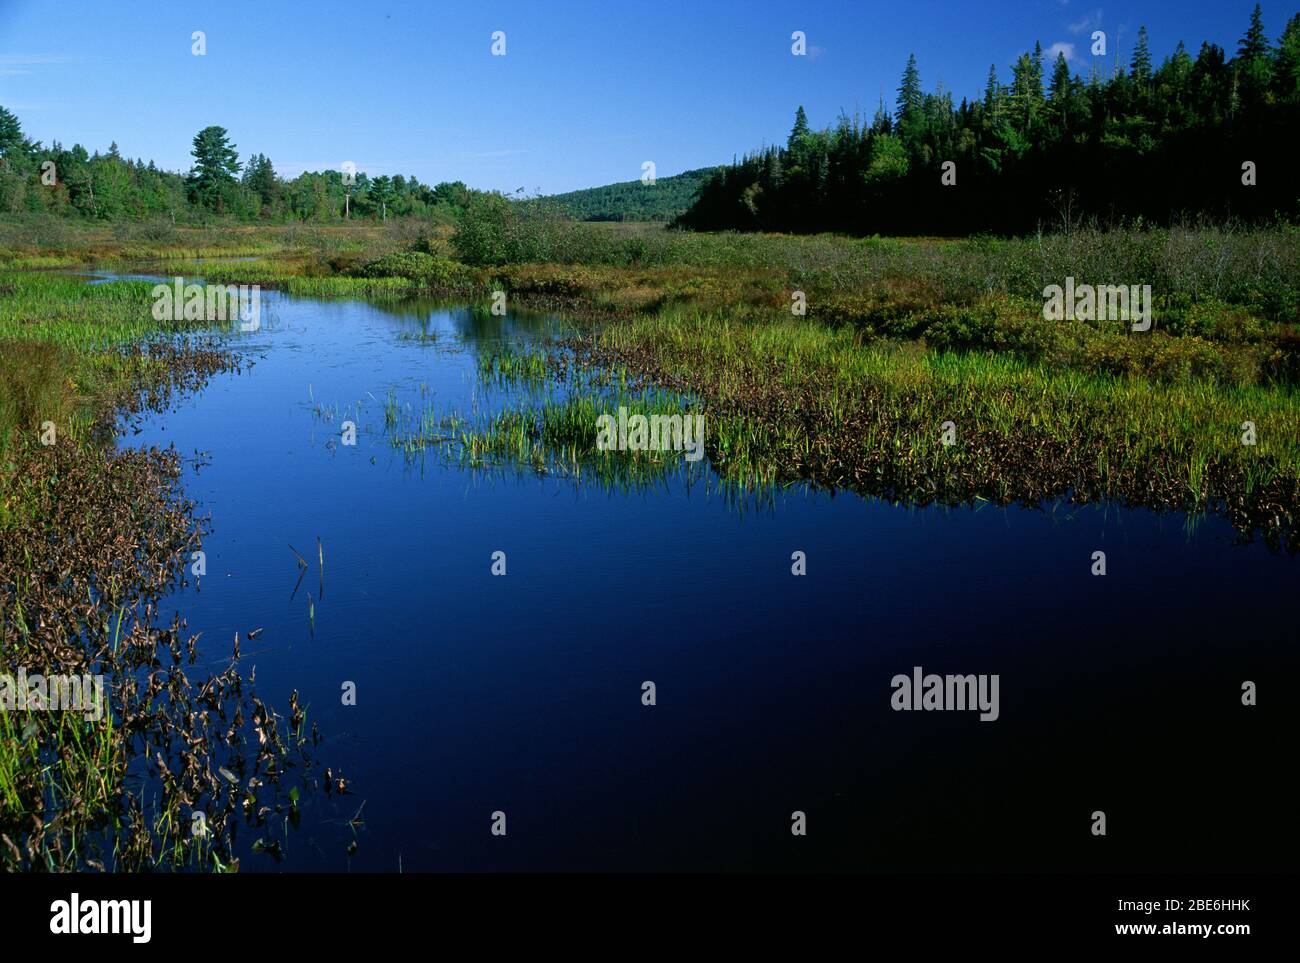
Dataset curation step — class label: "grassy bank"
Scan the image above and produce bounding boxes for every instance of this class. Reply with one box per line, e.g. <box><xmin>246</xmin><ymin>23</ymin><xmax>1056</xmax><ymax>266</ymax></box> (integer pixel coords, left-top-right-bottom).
<box><xmin>1</xmin><ymin>270</ymin><xmax>334</xmax><ymax>870</ymax></box>
<box><xmin>0</xmin><ymin>271</ymin><xmax>218</xmax><ymax>495</ymax></box>
<box><xmin>458</xmin><ymin>218</ymin><xmax>1300</xmax><ymax>544</ymax></box>
<box><xmin>4</xmin><ymin>217</ymin><xmax>1299</xmax><ymax>546</ymax></box>
<box><xmin>585</xmin><ymin>313</ymin><xmax>1298</xmax><ymax>539</ymax></box>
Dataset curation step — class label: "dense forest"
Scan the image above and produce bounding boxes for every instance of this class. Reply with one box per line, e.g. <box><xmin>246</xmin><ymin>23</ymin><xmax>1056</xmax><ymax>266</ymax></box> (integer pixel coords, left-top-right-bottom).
<box><xmin>3</xmin><ymin>6</ymin><xmax>1298</xmax><ymax>235</ymax></box>
<box><xmin>545</xmin><ymin>167</ymin><xmax>720</xmax><ymax>221</ymax></box>
<box><xmin>677</xmin><ymin>6</ymin><xmax>1300</xmax><ymax>234</ymax></box>
<box><xmin>0</xmin><ymin>115</ymin><xmax>473</xmax><ymax>223</ymax></box>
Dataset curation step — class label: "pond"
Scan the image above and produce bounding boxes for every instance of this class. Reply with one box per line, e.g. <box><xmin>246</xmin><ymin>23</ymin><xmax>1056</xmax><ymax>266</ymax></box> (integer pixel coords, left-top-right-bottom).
<box><xmin>114</xmin><ymin>279</ymin><xmax>1298</xmax><ymax>872</ymax></box>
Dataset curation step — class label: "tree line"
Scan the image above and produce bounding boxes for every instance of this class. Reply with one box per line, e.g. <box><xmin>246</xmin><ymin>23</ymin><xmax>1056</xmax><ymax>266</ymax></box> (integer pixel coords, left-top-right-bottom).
<box><xmin>0</xmin><ymin>115</ymin><xmax>472</xmax><ymax>223</ymax></box>
<box><xmin>676</xmin><ymin>5</ymin><xmax>1300</xmax><ymax>235</ymax></box>
<box><xmin>547</xmin><ymin>167</ymin><xmax>721</xmax><ymax>221</ymax></box>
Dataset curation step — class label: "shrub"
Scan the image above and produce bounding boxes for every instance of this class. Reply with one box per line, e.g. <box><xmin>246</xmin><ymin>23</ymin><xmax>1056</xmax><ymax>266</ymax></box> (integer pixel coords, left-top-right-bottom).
<box><xmin>358</xmin><ymin>251</ymin><xmax>461</xmax><ymax>286</ymax></box>
<box><xmin>451</xmin><ymin>193</ymin><xmax>609</xmax><ymax>266</ymax></box>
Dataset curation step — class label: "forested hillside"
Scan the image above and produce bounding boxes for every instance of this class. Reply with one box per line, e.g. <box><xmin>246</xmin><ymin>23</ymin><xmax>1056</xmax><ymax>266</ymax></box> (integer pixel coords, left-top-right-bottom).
<box><xmin>545</xmin><ymin>167</ymin><xmax>719</xmax><ymax>221</ymax></box>
<box><xmin>677</xmin><ymin>6</ymin><xmax>1300</xmax><ymax>234</ymax></box>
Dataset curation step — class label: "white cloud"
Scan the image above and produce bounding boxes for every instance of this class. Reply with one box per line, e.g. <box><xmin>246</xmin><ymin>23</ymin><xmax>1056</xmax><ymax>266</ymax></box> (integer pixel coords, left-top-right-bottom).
<box><xmin>1067</xmin><ymin>10</ymin><xmax>1103</xmax><ymax>35</ymax></box>
<box><xmin>1045</xmin><ymin>42</ymin><xmax>1078</xmax><ymax>64</ymax></box>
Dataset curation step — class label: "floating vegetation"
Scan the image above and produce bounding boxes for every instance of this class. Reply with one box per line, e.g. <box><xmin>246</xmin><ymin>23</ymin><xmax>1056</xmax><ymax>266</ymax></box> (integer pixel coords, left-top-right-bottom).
<box><xmin>1</xmin><ymin>270</ymin><xmax>344</xmax><ymax>871</ymax></box>
<box><xmin>396</xmin><ymin>330</ymin><xmax>440</xmax><ymax>344</ymax></box>
<box><xmin>570</xmin><ymin>310</ymin><xmax>1300</xmax><ymax>550</ymax></box>
<box><xmin>476</xmin><ymin>345</ymin><xmax>553</xmax><ymax>388</ymax></box>
<box><xmin>0</xmin><ymin>438</ymin><xmax>343</xmax><ymax>871</ymax></box>
<box><xmin>385</xmin><ymin>353</ymin><xmax>715</xmax><ymax>493</ymax></box>
<box><xmin>383</xmin><ymin>388</ymin><xmax>400</xmax><ymax>430</ymax></box>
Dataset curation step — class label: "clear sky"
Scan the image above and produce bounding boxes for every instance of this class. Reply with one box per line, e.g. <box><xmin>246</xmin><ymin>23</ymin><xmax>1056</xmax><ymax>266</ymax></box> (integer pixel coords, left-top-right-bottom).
<box><xmin>0</xmin><ymin>0</ymin><xmax>1287</xmax><ymax>193</ymax></box>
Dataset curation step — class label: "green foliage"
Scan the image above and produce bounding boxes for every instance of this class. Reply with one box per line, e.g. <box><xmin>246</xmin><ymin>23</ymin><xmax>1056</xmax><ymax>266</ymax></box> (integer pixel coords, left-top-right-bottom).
<box><xmin>0</xmin><ymin>109</ymin><xmax>468</xmax><ymax>225</ymax></box>
<box><xmin>676</xmin><ymin>11</ymin><xmax>1300</xmax><ymax>235</ymax></box>
<box><xmin>242</xmin><ymin>152</ymin><xmax>280</xmax><ymax>212</ymax></box>
<box><xmin>189</xmin><ymin>126</ymin><xmax>242</xmax><ymax>212</ymax></box>
<box><xmin>543</xmin><ymin>168</ymin><xmax>720</xmax><ymax>222</ymax></box>
<box><xmin>450</xmin><ymin>193</ymin><xmax>583</xmax><ymax>266</ymax></box>
<box><xmin>863</xmin><ymin>134</ymin><xmax>909</xmax><ymax>185</ymax></box>
<box><xmin>357</xmin><ymin>250</ymin><xmax>461</xmax><ymax>286</ymax></box>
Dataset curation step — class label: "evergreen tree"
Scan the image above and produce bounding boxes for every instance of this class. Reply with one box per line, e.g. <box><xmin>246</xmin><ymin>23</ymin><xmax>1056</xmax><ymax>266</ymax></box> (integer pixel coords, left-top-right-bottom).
<box><xmin>787</xmin><ymin>106</ymin><xmax>810</xmax><ymax>151</ymax></box>
<box><xmin>1049</xmin><ymin>52</ymin><xmax>1073</xmax><ymax>134</ymax></box>
<box><xmin>189</xmin><ymin>126</ymin><xmax>241</xmax><ymax>211</ymax></box>
<box><xmin>982</xmin><ymin>64</ymin><xmax>1003</xmax><ymax>118</ymax></box>
<box><xmin>1009</xmin><ymin>44</ymin><xmax>1045</xmax><ymax>137</ymax></box>
<box><xmin>1235</xmin><ymin>3</ymin><xmax>1273</xmax><ymax>113</ymax></box>
<box><xmin>896</xmin><ymin>54</ymin><xmax>923</xmax><ymax>122</ymax></box>
<box><xmin>0</xmin><ymin>106</ymin><xmax>24</xmax><ymax>159</ymax></box>
<box><xmin>242</xmin><ymin>152</ymin><xmax>280</xmax><ymax>211</ymax></box>
<box><xmin>1238</xmin><ymin>3</ymin><xmax>1270</xmax><ymax>60</ymax></box>
<box><xmin>1275</xmin><ymin>13</ymin><xmax>1300</xmax><ymax>102</ymax></box>
<box><xmin>368</xmin><ymin>175</ymin><xmax>394</xmax><ymax>220</ymax></box>
<box><xmin>1131</xmin><ymin>26</ymin><xmax>1153</xmax><ymax>84</ymax></box>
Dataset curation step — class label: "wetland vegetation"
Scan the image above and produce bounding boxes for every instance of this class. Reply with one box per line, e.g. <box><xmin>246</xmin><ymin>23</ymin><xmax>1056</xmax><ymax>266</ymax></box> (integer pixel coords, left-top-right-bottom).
<box><xmin>1</xmin><ymin>4</ymin><xmax>1298</xmax><ymax>872</ymax></box>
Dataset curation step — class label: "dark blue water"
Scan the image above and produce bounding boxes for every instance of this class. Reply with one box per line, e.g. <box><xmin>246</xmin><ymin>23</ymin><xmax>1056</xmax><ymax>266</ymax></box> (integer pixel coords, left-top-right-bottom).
<box><xmin>119</xmin><ymin>284</ymin><xmax>1300</xmax><ymax>872</ymax></box>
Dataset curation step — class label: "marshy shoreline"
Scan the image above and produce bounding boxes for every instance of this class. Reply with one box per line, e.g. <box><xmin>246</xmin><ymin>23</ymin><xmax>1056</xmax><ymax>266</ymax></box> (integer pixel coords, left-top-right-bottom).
<box><xmin>2</xmin><ymin>214</ymin><xmax>1299</xmax><ymax>870</ymax></box>
<box><xmin>0</xmin><ymin>272</ymin><xmax>340</xmax><ymax>871</ymax></box>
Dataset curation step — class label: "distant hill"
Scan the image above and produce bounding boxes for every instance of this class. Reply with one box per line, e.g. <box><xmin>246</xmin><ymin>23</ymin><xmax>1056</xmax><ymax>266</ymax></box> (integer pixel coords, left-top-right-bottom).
<box><xmin>544</xmin><ymin>167</ymin><xmax>720</xmax><ymax>222</ymax></box>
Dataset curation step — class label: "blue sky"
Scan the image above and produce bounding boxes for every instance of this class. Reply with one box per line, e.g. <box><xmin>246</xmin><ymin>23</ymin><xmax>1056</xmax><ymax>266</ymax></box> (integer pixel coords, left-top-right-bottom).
<box><xmin>0</xmin><ymin>0</ymin><xmax>1286</xmax><ymax>193</ymax></box>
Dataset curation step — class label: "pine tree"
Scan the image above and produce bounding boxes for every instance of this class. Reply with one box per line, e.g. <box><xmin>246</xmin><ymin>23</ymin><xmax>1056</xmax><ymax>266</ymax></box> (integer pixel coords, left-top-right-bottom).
<box><xmin>243</xmin><ymin>152</ymin><xmax>280</xmax><ymax>210</ymax></box>
<box><xmin>189</xmin><ymin>126</ymin><xmax>241</xmax><ymax>212</ymax></box>
<box><xmin>0</xmin><ymin>106</ymin><xmax>24</xmax><ymax>159</ymax></box>
<box><xmin>1131</xmin><ymin>26</ymin><xmax>1152</xmax><ymax>84</ymax></box>
<box><xmin>896</xmin><ymin>54</ymin><xmax>923</xmax><ymax>121</ymax></box>
<box><xmin>1238</xmin><ymin>3</ymin><xmax>1270</xmax><ymax>60</ymax></box>
<box><xmin>1049</xmin><ymin>52</ymin><xmax>1073</xmax><ymax>133</ymax></box>
<box><xmin>1275</xmin><ymin>13</ymin><xmax>1300</xmax><ymax>101</ymax></box>
<box><xmin>1236</xmin><ymin>4</ymin><xmax>1273</xmax><ymax>112</ymax></box>
<box><xmin>1009</xmin><ymin>45</ymin><xmax>1045</xmax><ymax>137</ymax></box>
<box><xmin>369</xmin><ymin>174</ymin><xmax>394</xmax><ymax>220</ymax></box>
<box><xmin>787</xmin><ymin>106</ymin><xmax>810</xmax><ymax>151</ymax></box>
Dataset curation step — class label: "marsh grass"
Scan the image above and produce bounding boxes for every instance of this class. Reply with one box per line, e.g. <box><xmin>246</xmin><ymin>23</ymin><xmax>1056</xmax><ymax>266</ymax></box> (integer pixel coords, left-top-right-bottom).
<box><xmin>476</xmin><ymin>344</ymin><xmax>553</xmax><ymax>387</ymax></box>
<box><xmin>6</xmin><ymin>220</ymin><xmax>1298</xmax><ymax>541</ymax></box>
<box><xmin>579</xmin><ymin>309</ymin><xmax>1300</xmax><ymax>544</ymax></box>
<box><xmin>1</xmin><ymin>265</ymin><xmax>343</xmax><ymax>871</ymax></box>
<box><xmin>0</xmin><ymin>271</ymin><xmax>236</xmax><ymax>509</ymax></box>
<box><xmin>385</xmin><ymin>352</ymin><xmax>707</xmax><ymax>490</ymax></box>
<box><xmin>1</xmin><ymin>439</ymin><xmax>335</xmax><ymax>871</ymax></box>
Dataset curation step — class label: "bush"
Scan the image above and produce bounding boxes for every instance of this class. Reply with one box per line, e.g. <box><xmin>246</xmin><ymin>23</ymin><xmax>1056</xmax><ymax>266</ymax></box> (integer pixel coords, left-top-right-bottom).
<box><xmin>451</xmin><ymin>193</ymin><xmax>583</xmax><ymax>266</ymax></box>
<box><xmin>357</xmin><ymin>251</ymin><xmax>461</xmax><ymax>286</ymax></box>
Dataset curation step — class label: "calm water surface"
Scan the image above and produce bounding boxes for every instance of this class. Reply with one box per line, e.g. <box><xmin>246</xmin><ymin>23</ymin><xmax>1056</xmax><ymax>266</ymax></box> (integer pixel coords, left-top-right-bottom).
<box><xmin>112</xmin><ymin>281</ymin><xmax>1299</xmax><ymax>872</ymax></box>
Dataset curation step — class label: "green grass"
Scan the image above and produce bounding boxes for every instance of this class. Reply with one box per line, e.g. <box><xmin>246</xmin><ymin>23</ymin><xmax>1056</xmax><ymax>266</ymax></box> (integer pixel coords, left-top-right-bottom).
<box><xmin>581</xmin><ymin>308</ymin><xmax>1300</xmax><ymax>538</ymax></box>
<box><xmin>4</xmin><ymin>218</ymin><xmax>1299</xmax><ymax>540</ymax></box>
<box><xmin>0</xmin><ymin>271</ymin><xmax>213</xmax><ymax>481</ymax></box>
<box><xmin>387</xmin><ymin>363</ymin><xmax>705</xmax><ymax>489</ymax></box>
<box><xmin>476</xmin><ymin>344</ymin><xmax>553</xmax><ymax>387</ymax></box>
